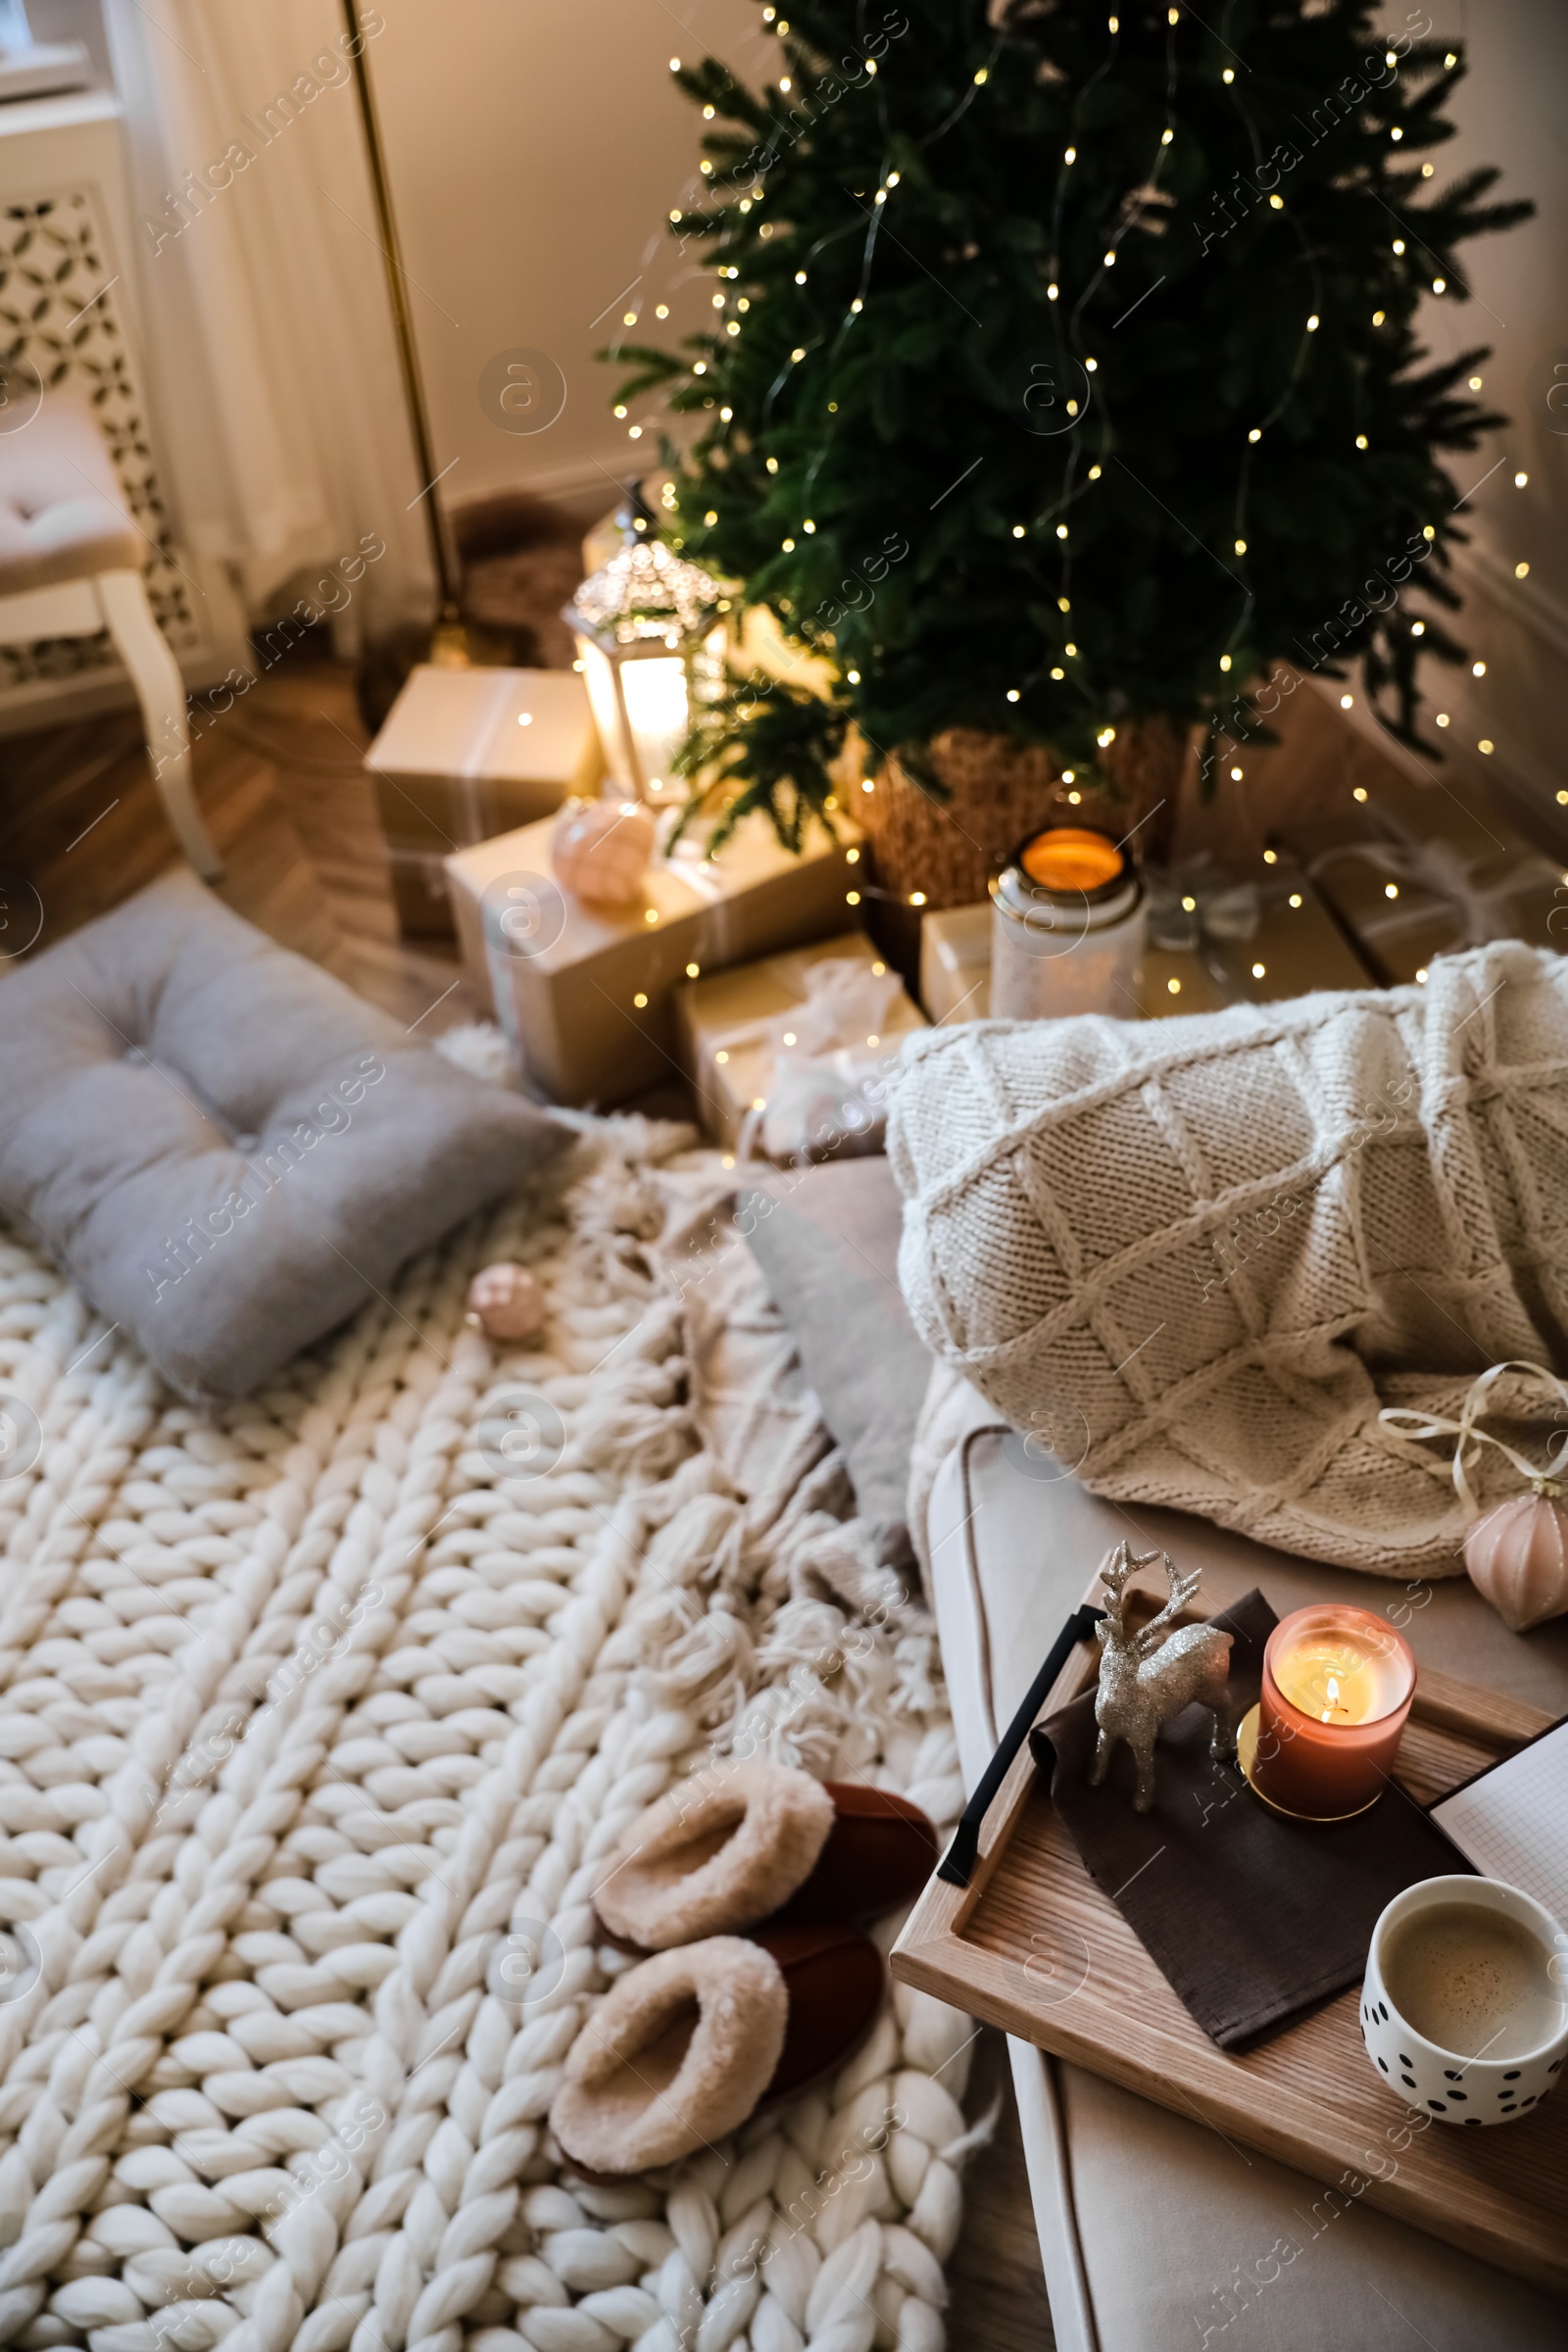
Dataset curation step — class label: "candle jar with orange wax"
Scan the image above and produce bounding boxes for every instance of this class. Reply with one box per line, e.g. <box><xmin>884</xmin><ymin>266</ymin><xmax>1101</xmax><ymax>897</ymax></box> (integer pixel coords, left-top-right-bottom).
<box><xmin>1248</xmin><ymin>1606</ymin><xmax>1415</xmax><ymax>1821</ymax></box>
<box><xmin>989</xmin><ymin>824</ymin><xmax>1146</xmax><ymax>1019</ymax></box>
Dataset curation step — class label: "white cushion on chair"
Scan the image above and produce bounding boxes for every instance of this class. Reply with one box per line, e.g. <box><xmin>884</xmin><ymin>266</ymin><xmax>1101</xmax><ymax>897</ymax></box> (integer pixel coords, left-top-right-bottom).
<box><xmin>924</xmin><ymin>1427</ymin><xmax>1568</xmax><ymax>2350</ymax></box>
<box><xmin>0</xmin><ymin>390</ymin><xmax>143</xmax><ymax>593</ymax></box>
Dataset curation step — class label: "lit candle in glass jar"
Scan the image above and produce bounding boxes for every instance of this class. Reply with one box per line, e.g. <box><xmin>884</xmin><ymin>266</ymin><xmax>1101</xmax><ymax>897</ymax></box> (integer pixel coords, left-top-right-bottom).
<box><xmin>989</xmin><ymin>824</ymin><xmax>1146</xmax><ymax>1020</ymax></box>
<box><xmin>1249</xmin><ymin>1605</ymin><xmax>1415</xmax><ymax>1821</ymax></box>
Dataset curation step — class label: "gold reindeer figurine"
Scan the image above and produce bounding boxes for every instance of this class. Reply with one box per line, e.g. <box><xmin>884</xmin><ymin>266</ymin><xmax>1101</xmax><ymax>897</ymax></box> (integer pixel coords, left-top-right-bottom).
<box><xmin>1088</xmin><ymin>1544</ymin><xmax>1236</xmax><ymax>1813</ymax></box>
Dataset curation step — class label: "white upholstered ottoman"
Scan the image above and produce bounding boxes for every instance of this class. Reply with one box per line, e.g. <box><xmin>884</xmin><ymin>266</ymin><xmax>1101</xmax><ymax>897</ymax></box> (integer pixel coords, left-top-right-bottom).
<box><xmin>924</xmin><ymin>1396</ymin><xmax>1568</xmax><ymax>2351</ymax></box>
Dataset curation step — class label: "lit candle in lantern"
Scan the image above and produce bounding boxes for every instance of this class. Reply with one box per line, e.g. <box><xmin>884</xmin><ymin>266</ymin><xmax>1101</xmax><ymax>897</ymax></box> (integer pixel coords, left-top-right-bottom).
<box><xmin>1245</xmin><ymin>1605</ymin><xmax>1415</xmax><ymax>1821</ymax></box>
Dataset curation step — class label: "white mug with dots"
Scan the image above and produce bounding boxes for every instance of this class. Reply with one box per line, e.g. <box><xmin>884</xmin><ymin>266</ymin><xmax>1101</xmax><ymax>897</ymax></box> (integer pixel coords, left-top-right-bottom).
<box><xmin>1360</xmin><ymin>1874</ymin><xmax>1568</xmax><ymax>2127</ymax></box>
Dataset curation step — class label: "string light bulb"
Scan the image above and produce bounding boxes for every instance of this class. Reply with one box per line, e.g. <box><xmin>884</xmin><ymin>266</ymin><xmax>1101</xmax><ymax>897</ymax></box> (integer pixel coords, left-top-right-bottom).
<box><xmin>1411</xmin><ymin>620</ymin><xmax>1424</xmax><ymax>636</ymax></box>
<box><xmin>1515</xmin><ymin>470</ymin><xmax>1529</xmax><ymax>487</ymax></box>
<box><xmin>1473</xmin><ymin>661</ymin><xmax>1487</xmax><ymax>676</ymax></box>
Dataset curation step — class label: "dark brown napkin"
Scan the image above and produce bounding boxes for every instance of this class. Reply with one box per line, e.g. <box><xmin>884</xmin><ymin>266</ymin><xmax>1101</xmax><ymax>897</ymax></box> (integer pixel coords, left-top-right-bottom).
<box><xmin>1030</xmin><ymin>1589</ymin><xmax>1472</xmax><ymax>2051</ymax></box>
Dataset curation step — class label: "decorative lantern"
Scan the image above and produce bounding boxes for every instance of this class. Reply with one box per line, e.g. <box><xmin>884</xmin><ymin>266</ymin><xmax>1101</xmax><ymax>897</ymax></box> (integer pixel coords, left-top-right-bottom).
<box><xmin>563</xmin><ymin>519</ymin><xmax>727</xmax><ymax>803</ymax></box>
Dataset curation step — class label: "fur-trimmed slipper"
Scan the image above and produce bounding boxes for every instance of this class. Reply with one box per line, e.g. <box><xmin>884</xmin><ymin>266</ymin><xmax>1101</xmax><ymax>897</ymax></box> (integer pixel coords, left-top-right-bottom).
<box><xmin>550</xmin><ymin>1924</ymin><xmax>884</xmax><ymax>2176</ymax></box>
<box><xmin>593</xmin><ymin>1761</ymin><xmax>937</xmax><ymax>1951</ymax></box>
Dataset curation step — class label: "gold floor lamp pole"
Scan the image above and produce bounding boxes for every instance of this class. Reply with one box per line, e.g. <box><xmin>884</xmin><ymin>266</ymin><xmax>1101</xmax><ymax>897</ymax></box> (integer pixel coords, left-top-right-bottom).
<box><xmin>341</xmin><ymin>0</ymin><xmax>468</xmax><ymax>662</ymax></box>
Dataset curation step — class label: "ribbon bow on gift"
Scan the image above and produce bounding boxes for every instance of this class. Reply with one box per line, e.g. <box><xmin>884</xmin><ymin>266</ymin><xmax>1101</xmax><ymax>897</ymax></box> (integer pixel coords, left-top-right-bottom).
<box><xmin>1144</xmin><ymin>862</ymin><xmax>1262</xmax><ymax>958</ymax></box>
<box><xmin>1310</xmin><ymin>833</ymin><xmax>1562</xmax><ymax>951</ymax></box>
<box><xmin>768</xmin><ymin>957</ymin><xmax>905</xmax><ymax>1054</ymax></box>
<box><xmin>724</xmin><ymin>958</ymin><xmax>907</xmax><ymax>1166</ymax></box>
<box><xmin>1378</xmin><ymin>1359</ymin><xmax>1568</xmax><ymax>1512</ymax></box>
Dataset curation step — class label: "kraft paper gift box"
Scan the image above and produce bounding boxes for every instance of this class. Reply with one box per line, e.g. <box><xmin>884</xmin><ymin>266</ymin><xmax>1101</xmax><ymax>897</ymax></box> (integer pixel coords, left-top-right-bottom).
<box><xmin>919</xmin><ymin>857</ymin><xmax>1369</xmax><ymax>1024</ymax></box>
<box><xmin>365</xmin><ymin>665</ymin><xmax>602</xmax><ymax>939</ymax></box>
<box><xmin>1275</xmin><ymin>779</ymin><xmax>1565</xmax><ymax>988</ymax></box>
<box><xmin>446</xmin><ymin>808</ymin><xmax>862</xmax><ymax>1107</ymax></box>
<box><xmin>674</xmin><ymin>931</ymin><xmax>926</xmax><ymax>1153</ymax></box>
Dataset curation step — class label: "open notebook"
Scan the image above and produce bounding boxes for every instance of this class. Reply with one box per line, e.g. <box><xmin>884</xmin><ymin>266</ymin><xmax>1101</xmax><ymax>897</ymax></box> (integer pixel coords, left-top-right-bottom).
<box><xmin>1431</xmin><ymin>1718</ymin><xmax>1568</xmax><ymax>1927</ymax></box>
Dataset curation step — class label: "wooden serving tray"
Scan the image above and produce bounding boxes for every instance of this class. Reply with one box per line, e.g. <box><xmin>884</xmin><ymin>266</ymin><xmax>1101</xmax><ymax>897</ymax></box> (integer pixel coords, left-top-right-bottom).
<box><xmin>891</xmin><ymin>1575</ymin><xmax>1568</xmax><ymax>2298</ymax></box>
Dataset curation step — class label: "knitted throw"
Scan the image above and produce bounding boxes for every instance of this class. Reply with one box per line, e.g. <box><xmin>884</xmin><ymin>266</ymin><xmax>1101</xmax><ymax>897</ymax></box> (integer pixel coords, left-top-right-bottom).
<box><xmin>0</xmin><ymin>1120</ymin><xmax>970</xmax><ymax>2352</ymax></box>
<box><xmin>890</xmin><ymin>942</ymin><xmax>1568</xmax><ymax>1578</ymax></box>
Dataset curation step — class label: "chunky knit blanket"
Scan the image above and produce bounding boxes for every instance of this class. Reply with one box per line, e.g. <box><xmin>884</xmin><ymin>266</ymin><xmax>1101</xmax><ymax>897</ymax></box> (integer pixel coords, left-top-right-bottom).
<box><xmin>891</xmin><ymin>941</ymin><xmax>1568</xmax><ymax>1578</ymax></box>
<box><xmin>0</xmin><ymin>1121</ymin><xmax>970</xmax><ymax>2352</ymax></box>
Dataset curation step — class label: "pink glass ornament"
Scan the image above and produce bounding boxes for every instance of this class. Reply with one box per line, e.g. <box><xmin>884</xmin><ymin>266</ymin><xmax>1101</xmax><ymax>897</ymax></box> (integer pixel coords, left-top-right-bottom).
<box><xmin>1463</xmin><ymin>1491</ymin><xmax>1568</xmax><ymax>1633</ymax></box>
<box><xmin>466</xmin><ymin>1263</ymin><xmax>546</xmax><ymax>1344</ymax></box>
<box><xmin>551</xmin><ymin>798</ymin><xmax>658</xmax><ymax>907</ymax></box>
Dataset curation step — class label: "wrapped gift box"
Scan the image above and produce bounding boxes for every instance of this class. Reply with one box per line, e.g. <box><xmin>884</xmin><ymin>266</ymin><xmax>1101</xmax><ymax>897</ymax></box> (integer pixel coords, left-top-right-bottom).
<box><xmin>1275</xmin><ymin>780</ymin><xmax>1565</xmax><ymax>988</ymax></box>
<box><xmin>446</xmin><ymin>808</ymin><xmax>862</xmax><ymax>1106</ymax></box>
<box><xmin>675</xmin><ymin>931</ymin><xmax>926</xmax><ymax>1152</ymax></box>
<box><xmin>366</xmin><ymin>665</ymin><xmax>602</xmax><ymax>938</ymax></box>
<box><xmin>919</xmin><ymin>857</ymin><xmax>1370</xmax><ymax>1024</ymax></box>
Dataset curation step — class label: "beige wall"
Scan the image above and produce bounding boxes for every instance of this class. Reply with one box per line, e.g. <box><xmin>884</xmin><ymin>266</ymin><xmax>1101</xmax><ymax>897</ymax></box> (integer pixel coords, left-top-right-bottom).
<box><xmin>1385</xmin><ymin>0</ymin><xmax>1568</xmax><ymax>832</ymax></box>
<box><xmin>370</xmin><ymin>0</ymin><xmax>757</xmax><ymax>515</ymax></box>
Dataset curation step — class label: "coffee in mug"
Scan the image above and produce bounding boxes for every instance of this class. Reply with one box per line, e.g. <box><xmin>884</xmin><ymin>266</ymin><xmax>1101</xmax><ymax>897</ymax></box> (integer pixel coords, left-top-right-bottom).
<box><xmin>1360</xmin><ymin>1874</ymin><xmax>1568</xmax><ymax>2127</ymax></box>
<box><xmin>1380</xmin><ymin>1900</ymin><xmax>1562</xmax><ymax>2061</ymax></box>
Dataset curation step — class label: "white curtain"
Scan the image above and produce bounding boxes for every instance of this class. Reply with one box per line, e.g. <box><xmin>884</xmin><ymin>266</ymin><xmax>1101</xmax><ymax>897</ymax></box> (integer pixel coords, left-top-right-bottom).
<box><xmin>103</xmin><ymin>0</ymin><xmax>436</xmax><ymax>635</ymax></box>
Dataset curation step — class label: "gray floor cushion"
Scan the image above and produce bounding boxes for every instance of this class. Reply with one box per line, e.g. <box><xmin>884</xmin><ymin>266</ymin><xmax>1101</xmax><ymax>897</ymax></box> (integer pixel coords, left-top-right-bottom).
<box><xmin>740</xmin><ymin>1155</ymin><xmax>934</xmax><ymax>1565</ymax></box>
<box><xmin>0</xmin><ymin>869</ymin><xmax>569</xmax><ymax>1399</ymax></box>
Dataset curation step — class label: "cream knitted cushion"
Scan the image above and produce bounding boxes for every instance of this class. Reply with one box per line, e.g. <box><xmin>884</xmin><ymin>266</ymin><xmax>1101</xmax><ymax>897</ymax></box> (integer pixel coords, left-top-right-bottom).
<box><xmin>889</xmin><ymin>942</ymin><xmax>1568</xmax><ymax>1578</ymax></box>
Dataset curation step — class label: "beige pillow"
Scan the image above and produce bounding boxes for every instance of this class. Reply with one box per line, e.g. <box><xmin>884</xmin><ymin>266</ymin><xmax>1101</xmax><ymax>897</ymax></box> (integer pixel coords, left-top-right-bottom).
<box><xmin>888</xmin><ymin>942</ymin><xmax>1568</xmax><ymax>1578</ymax></box>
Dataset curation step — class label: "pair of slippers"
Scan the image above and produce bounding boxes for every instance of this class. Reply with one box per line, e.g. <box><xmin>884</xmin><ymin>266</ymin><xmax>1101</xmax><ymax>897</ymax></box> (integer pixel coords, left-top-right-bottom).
<box><xmin>550</xmin><ymin>1762</ymin><xmax>938</xmax><ymax>2176</ymax></box>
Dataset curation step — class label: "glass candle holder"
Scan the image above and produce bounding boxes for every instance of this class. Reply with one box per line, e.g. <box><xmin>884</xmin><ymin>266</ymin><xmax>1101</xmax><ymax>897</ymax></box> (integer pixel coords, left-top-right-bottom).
<box><xmin>1250</xmin><ymin>1605</ymin><xmax>1415</xmax><ymax>1822</ymax></box>
<box><xmin>989</xmin><ymin>824</ymin><xmax>1146</xmax><ymax>1020</ymax></box>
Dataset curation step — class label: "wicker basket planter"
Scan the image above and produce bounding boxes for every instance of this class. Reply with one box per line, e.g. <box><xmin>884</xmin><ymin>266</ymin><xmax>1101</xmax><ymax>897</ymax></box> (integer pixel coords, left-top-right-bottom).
<box><xmin>858</xmin><ymin>720</ymin><xmax>1192</xmax><ymax>910</ymax></box>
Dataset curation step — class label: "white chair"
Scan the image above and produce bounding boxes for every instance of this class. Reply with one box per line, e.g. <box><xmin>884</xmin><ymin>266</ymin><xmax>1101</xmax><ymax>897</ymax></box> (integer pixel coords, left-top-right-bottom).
<box><xmin>0</xmin><ymin>391</ymin><xmax>221</xmax><ymax>879</ymax></box>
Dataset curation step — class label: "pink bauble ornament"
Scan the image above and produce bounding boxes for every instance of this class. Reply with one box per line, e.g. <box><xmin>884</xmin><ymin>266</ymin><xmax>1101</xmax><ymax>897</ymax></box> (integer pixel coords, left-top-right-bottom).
<box><xmin>466</xmin><ymin>1263</ymin><xmax>546</xmax><ymax>1344</ymax></box>
<box><xmin>1463</xmin><ymin>1491</ymin><xmax>1568</xmax><ymax>1633</ymax></box>
<box><xmin>551</xmin><ymin>798</ymin><xmax>658</xmax><ymax>907</ymax></box>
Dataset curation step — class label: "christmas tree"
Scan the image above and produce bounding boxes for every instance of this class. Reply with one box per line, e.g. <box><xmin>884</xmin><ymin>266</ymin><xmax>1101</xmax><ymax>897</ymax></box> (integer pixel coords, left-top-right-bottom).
<box><xmin>613</xmin><ymin>1</ymin><xmax>1530</xmax><ymax>847</ymax></box>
